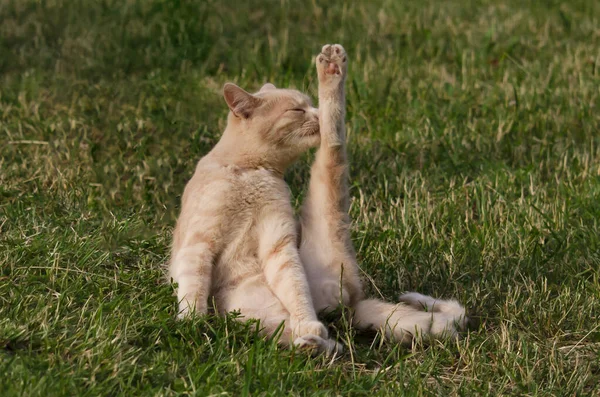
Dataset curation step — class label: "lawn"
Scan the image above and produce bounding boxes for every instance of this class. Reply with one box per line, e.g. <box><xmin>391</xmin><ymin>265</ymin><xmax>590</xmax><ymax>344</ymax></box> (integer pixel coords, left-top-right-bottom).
<box><xmin>1</xmin><ymin>0</ymin><xmax>599</xmax><ymax>395</ymax></box>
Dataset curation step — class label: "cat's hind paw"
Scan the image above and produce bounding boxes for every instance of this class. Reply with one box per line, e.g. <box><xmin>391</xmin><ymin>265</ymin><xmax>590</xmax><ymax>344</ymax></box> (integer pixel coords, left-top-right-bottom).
<box><xmin>294</xmin><ymin>335</ymin><xmax>344</xmax><ymax>356</ymax></box>
<box><xmin>291</xmin><ymin>319</ymin><xmax>329</xmax><ymax>339</ymax></box>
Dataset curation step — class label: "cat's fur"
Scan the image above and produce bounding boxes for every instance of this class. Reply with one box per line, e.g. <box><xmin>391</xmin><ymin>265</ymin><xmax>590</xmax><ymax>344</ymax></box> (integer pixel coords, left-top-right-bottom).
<box><xmin>169</xmin><ymin>44</ymin><xmax>467</xmax><ymax>354</ymax></box>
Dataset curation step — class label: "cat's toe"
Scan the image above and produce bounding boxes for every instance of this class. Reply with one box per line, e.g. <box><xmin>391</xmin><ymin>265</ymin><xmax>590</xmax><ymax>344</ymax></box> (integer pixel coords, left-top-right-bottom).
<box><xmin>317</xmin><ymin>54</ymin><xmax>329</xmax><ymax>67</ymax></box>
<box><xmin>321</xmin><ymin>44</ymin><xmax>333</xmax><ymax>57</ymax></box>
<box><xmin>330</xmin><ymin>44</ymin><xmax>346</xmax><ymax>60</ymax></box>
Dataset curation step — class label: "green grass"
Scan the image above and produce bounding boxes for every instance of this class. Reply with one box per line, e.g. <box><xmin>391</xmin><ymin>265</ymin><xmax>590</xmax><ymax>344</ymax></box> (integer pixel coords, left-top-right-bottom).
<box><xmin>1</xmin><ymin>0</ymin><xmax>600</xmax><ymax>395</ymax></box>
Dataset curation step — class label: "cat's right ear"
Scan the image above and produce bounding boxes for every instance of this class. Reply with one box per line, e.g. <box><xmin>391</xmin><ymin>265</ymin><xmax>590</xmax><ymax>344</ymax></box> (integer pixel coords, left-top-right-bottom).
<box><xmin>223</xmin><ymin>83</ymin><xmax>261</xmax><ymax>119</ymax></box>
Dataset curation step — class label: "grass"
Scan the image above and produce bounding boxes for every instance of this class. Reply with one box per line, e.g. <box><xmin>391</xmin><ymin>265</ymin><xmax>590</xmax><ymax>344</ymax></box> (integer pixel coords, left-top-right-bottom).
<box><xmin>1</xmin><ymin>0</ymin><xmax>599</xmax><ymax>395</ymax></box>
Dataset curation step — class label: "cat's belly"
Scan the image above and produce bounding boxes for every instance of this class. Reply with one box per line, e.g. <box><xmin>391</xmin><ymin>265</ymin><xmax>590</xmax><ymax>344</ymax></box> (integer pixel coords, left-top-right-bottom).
<box><xmin>189</xmin><ymin>165</ymin><xmax>292</xmax><ymax>313</ymax></box>
<box><xmin>211</xmin><ymin>251</ymin><xmax>263</xmax><ymax>306</ymax></box>
<box><xmin>213</xmin><ymin>272</ymin><xmax>277</xmax><ymax>315</ymax></box>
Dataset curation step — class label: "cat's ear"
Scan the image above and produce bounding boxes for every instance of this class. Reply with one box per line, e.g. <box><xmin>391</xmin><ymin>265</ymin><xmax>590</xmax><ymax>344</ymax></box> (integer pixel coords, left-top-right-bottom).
<box><xmin>259</xmin><ymin>83</ymin><xmax>276</xmax><ymax>92</ymax></box>
<box><xmin>223</xmin><ymin>83</ymin><xmax>261</xmax><ymax>118</ymax></box>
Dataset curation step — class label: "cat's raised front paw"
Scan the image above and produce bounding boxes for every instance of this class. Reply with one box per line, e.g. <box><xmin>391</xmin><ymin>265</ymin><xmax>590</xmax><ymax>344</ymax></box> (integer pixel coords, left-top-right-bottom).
<box><xmin>316</xmin><ymin>44</ymin><xmax>347</xmax><ymax>89</ymax></box>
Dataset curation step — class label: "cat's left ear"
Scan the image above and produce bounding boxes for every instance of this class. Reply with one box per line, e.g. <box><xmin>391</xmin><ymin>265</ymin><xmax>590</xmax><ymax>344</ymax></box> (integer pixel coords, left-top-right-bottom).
<box><xmin>223</xmin><ymin>83</ymin><xmax>262</xmax><ymax>119</ymax></box>
<box><xmin>259</xmin><ymin>83</ymin><xmax>276</xmax><ymax>92</ymax></box>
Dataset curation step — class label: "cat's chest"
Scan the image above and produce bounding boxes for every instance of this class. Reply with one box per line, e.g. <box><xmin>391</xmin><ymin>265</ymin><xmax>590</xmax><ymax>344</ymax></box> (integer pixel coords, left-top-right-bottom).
<box><xmin>227</xmin><ymin>166</ymin><xmax>289</xmax><ymax>207</ymax></box>
<box><xmin>220</xmin><ymin>166</ymin><xmax>290</xmax><ymax>247</ymax></box>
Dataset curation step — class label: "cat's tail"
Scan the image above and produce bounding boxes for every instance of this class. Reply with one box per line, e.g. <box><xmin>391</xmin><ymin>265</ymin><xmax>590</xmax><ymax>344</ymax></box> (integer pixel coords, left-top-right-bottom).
<box><xmin>398</xmin><ymin>292</ymin><xmax>466</xmax><ymax>317</ymax></box>
<box><xmin>352</xmin><ymin>293</ymin><xmax>467</xmax><ymax>343</ymax></box>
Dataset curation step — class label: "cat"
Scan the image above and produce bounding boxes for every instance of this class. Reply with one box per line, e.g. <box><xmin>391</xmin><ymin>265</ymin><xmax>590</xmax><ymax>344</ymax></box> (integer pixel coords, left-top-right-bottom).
<box><xmin>169</xmin><ymin>44</ymin><xmax>467</xmax><ymax>355</ymax></box>
<box><xmin>169</xmin><ymin>70</ymin><xmax>339</xmax><ymax>353</ymax></box>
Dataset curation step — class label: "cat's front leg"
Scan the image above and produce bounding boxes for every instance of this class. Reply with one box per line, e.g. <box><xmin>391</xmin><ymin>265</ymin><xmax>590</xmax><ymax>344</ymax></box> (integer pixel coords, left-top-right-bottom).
<box><xmin>170</xmin><ymin>242</ymin><xmax>214</xmax><ymax>318</ymax></box>
<box><xmin>257</xmin><ymin>204</ymin><xmax>327</xmax><ymax>339</ymax></box>
<box><xmin>299</xmin><ymin>44</ymin><xmax>363</xmax><ymax>309</ymax></box>
<box><xmin>315</xmin><ymin>44</ymin><xmax>347</xmax><ymax>148</ymax></box>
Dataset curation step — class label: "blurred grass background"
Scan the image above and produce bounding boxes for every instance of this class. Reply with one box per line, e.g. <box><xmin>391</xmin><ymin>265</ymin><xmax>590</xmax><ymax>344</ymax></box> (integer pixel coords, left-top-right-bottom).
<box><xmin>1</xmin><ymin>0</ymin><xmax>599</xmax><ymax>395</ymax></box>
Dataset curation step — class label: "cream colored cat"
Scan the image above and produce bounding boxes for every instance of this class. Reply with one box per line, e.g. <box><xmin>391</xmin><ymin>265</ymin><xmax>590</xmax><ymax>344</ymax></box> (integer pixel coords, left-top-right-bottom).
<box><xmin>169</xmin><ymin>44</ymin><xmax>467</xmax><ymax>354</ymax></box>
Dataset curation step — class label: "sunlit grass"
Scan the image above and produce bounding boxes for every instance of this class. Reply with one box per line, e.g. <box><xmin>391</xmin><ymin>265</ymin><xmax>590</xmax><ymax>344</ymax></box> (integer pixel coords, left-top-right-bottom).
<box><xmin>1</xmin><ymin>0</ymin><xmax>599</xmax><ymax>395</ymax></box>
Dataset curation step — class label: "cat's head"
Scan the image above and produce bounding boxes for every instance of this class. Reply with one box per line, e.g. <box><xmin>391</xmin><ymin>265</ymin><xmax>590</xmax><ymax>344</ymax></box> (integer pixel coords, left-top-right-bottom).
<box><xmin>222</xmin><ymin>82</ymin><xmax>320</xmax><ymax>157</ymax></box>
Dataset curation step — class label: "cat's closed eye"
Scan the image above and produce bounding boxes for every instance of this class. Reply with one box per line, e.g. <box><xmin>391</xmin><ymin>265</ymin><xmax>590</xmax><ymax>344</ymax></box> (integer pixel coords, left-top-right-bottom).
<box><xmin>288</xmin><ymin>108</ymin><xmax>305</xmax><ymax>114</ymax></box>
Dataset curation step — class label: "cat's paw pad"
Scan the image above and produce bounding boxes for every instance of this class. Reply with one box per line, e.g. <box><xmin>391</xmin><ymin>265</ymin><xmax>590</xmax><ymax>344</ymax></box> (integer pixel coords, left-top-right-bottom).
<box><xmin>316</xmin><ymin>44</ymin><xmax>347</xmax><ymax>85</ymax></box>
